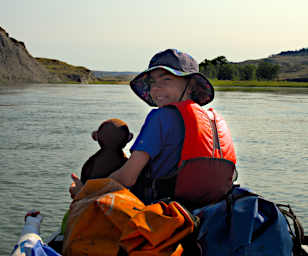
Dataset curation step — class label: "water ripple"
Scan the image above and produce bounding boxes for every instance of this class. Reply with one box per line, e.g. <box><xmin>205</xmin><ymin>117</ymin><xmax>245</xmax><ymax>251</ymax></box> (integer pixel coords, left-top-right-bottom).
<box><xmin>1</xmin><ymin>84</ymin><xmax>308</xmax><ymax>255</ymax></box>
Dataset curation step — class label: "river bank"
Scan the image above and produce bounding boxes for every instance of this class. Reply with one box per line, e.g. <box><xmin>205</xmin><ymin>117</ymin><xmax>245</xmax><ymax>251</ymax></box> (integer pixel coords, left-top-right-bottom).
<box><xmin>211</xmin><ymin>80</ymin><xmax>308</xmax><ymax>93</ymax></box>
<box><xmin>91</xmin><ymin>79</ymin><xmax>308</xmax><ymax>87</ymax></box>
<box><xmin>212</xmin><ymin>79</ymin><xmax>308</xmax><ymax>87</ymax></box>
<box><xmin>88</xmin><ymin>79</ymin><xmax>308</xmax><ymax>93</ymax></box>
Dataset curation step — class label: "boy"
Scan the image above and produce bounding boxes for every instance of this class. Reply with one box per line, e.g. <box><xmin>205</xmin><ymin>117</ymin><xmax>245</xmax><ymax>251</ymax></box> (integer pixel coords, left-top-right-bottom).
<box><xmin>71</xmin><ymin>49</ymin><xmax>237</xmax><ymax>206</ymax></box>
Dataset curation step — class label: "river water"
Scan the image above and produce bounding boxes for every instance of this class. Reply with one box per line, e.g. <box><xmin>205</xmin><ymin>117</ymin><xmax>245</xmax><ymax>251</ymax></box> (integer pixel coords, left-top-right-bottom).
<box><xmin>1</xmin><ymin>83</ymin><xmax>308</xmax><ymax>254</ymax></box>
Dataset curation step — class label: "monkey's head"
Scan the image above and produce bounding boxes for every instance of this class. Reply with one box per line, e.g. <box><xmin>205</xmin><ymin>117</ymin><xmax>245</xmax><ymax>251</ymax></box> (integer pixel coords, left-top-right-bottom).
<box><xmin>91</xmin><ymin>119</ymin><xmax>133</xmax><ymax>150</ymax></box>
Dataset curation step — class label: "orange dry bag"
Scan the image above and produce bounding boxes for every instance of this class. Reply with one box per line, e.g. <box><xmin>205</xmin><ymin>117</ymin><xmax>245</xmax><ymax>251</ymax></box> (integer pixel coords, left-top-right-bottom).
<box><xmin>63</xmin><ymin>178</ymin><xmax>196</xmax><ymax>256</ymax></box>
<box><xmin>62</xmin><ymin>178</ymin><xmax>145</xmax><ymax>256</ymax></box>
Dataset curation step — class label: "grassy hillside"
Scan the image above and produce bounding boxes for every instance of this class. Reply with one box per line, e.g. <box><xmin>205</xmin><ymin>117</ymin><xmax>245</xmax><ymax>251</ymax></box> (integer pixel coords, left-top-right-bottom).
<box><xmin>238</xmin><ymin>52</ymin><xmax>308</xmax><ymax>81</ymax></box>
<box><xmin>36</xmin><ymin>58</ymin><xmax>137</xmax><ymax>84</ymax></box>
<box><xmin>266</xmin><ymin>55</ymin><xmax>308</xmax><ymax>81</ymax></box>
<box><xmin>36</xmin><ymin>58</ymin><xmax>98</xmax><ymax>83</ymax></box>
<box><xmin>92</xmin><ymin>71</ymin><xmax>137</xmax><ymax>81</ymax></box>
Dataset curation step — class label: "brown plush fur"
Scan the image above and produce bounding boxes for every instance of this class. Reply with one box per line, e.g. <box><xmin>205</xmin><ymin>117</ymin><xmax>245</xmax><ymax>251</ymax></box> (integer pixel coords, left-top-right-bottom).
<box><xmin>80</xmin><ymin>119</ymin><xmax>133</xmax><ymax>184</ymax></box>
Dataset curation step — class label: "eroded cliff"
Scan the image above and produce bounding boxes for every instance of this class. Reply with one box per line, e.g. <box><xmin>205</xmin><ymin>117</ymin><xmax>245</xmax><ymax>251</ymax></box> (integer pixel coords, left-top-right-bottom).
<box><xmin>0</xmin><ymin>27</ymin><xmax>98</xmax><ymax>84</ymax></box>
<box><xmin>0</xmin><ymin>26</ymin><xmax>59</xmax><ymax>84</ymax></box>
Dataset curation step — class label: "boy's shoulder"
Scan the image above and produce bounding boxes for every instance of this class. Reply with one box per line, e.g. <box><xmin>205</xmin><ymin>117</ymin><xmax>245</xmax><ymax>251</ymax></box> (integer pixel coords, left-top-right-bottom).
<box><xmin>148</xmin><ymin>106</ymin><xmax>181</xmax><ymax>120</ymax></box>
<box><xmin>144</xmin><ymin>107</ymin><xmax>184</xmax><ymax>133</ymax></box>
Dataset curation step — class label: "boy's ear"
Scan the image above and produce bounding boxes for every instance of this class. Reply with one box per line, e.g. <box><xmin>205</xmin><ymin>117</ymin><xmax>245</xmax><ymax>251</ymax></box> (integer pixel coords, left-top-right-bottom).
<box><xmin>187</xmin><ymin>81</ymin><xmax>194</xmax><ymax>94</ymax></box>
<box><xmin>127</xmin><ymin>132</ymin><xmax>134</xmax><ymax>143</ymax></box>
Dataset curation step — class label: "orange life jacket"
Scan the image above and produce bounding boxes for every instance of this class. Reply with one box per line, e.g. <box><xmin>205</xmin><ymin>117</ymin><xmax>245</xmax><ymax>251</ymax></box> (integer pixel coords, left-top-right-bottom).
<box><xmin>171</xmin><ymin>99</ymin><xmax>236</xmax><ymax>166</ymax></box>
<box><xmin>170</xmin><ymin>99</ymin><xmax>237</xmax><ymax>206</ymax></box>
<box><xmin>133</xmin><ymin>100</ymin><xmax>237</xmax><ymax>207</ymax></box>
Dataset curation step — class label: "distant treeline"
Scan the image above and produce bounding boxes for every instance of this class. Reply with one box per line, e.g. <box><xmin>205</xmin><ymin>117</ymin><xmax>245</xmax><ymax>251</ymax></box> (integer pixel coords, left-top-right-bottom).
<box><xmin>199</xmin><ymin>56</ymin><xmax>280</xmax><ymax>81</ymax></box>
<box><xmin>275</xmin><ymin>48</ymin><xmax>308</xmax><ymax>56</ymax></box>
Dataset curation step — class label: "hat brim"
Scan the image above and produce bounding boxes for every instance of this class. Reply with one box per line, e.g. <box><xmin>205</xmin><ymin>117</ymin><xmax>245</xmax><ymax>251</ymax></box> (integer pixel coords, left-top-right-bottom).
<box><xmin>130</xmin><ymin>66</ymin><xmax>214</xmax><ymax>107</ymax></box>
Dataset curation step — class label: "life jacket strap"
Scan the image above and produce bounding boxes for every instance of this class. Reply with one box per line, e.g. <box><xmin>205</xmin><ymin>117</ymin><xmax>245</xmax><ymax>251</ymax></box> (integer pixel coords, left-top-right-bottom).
<box><xmin>207</xmin><ymin>109</ymin><xmax>223</xmax><ymax>158</ymax></box>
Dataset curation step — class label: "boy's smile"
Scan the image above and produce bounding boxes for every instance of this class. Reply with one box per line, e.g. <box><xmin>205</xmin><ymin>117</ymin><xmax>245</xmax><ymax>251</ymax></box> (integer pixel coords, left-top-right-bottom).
<box><xmin>148</xmin><ymin>69</ymin><xmax>191</xmax><ymax>107</ymax></box>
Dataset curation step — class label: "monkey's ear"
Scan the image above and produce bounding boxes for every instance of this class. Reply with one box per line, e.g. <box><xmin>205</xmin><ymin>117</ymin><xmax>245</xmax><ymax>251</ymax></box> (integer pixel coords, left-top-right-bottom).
<box><xmin>127</xmin><ymin>132</ymin><xmax>134</xmax><ymax>143</ymax></box>
<box><xmin>92</xmin><ymin>131</ymin><xmax>98</xmax><ymax>141</ymax></box>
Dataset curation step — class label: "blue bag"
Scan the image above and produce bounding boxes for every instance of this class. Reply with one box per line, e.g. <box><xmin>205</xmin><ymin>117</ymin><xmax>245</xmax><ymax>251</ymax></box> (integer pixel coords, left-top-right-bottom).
<box><xmin>193</xmin><ymin>186</ymin><xmax>293</xmax><ymax>256</ymax></box>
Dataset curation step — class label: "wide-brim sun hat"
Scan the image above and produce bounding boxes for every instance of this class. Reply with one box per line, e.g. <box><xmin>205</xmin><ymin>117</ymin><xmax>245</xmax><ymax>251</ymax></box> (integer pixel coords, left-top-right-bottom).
<box><xmin>130</xmin><ymin>49</ymin><xmax>214</xmax><ymax>106</ymax></box>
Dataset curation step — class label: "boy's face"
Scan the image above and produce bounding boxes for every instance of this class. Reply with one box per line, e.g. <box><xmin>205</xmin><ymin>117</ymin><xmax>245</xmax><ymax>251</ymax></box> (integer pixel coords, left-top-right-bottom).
<box><xmin>148</xmin><ymin>69</ymin><xmax>191</xmax><ymax>107</ymax></box>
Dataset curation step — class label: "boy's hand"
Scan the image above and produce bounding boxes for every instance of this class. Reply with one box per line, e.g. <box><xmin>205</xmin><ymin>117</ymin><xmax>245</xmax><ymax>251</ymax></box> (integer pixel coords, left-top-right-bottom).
<box><xmin>69</xmin><ymin>173</ymin><xmax>83</xmax><ymax>199</ymax></box>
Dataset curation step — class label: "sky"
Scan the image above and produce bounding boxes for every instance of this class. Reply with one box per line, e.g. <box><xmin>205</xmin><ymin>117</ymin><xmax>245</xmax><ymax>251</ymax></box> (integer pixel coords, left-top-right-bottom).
<box><xmin>1</xmin><ymin>0</ymin><xmax>308</xmax><ymax>71</ymax></box>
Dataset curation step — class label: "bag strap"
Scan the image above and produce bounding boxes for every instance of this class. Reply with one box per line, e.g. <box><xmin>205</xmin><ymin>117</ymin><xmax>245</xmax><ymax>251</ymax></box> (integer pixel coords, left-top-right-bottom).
<box><xmin>277</xmin><ymin>203</ymin><xmax>308</xmax><ymax>256</ymax></box>
<box><xmin>277</xmin><ymin>204</ymin><xmax>305</xmax><ymax>243</ymax></box>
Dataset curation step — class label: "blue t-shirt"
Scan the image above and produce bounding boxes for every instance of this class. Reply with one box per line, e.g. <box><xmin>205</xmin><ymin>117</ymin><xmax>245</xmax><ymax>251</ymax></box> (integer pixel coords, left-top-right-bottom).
<box><xmin>130</xmin><ymin>106</ymin><xmax>185</xmax><ymax>179</ymax></box>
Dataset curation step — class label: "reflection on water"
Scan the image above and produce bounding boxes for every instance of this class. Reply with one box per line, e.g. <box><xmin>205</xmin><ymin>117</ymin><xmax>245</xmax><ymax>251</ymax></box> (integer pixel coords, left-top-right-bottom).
<box><xmin>0</xmin><ymin>83</ymin><xmax>308</xmax><ymax>254</ymax></box>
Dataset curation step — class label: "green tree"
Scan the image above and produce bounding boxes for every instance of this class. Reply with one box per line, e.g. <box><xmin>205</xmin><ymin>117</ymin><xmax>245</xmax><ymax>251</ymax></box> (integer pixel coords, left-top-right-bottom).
<box><xmin>199</xmin><ymin>56</ymin><xmax>229</xmax><ymax>79</ymax></box>
<box><xmin>238</xmin><ymin>64</ymin><xmax>256</xmax><ymax>80</ymax></box>
<box><xmin>200</xmin><ymin>62</ymin><xmax>218</xmax><ymax>79</ymax></box>
<box><xmin>217</xmin><ymin>64</ymin><xmax>239</xmax><ymax>80</ymax></box>
<box><xmin>256</xmin><ymin>62</ymin><xmax>280</xmax><ymax>80</ymax></box>
<box><xmin>199</xmin><ymin>58</ymin><xmax>211</xmax><ymax>74</ymax></box>
<box><xmin>211</xmin><ymin>56</ymin><xmax>228</xmax><ymax>66</ymax></box>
